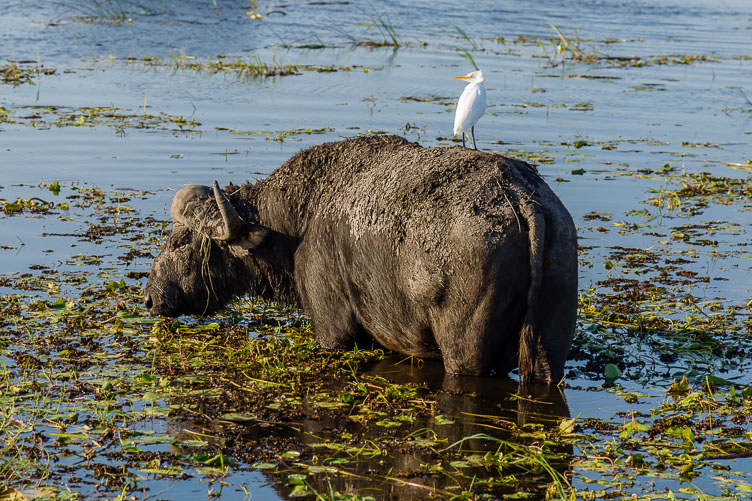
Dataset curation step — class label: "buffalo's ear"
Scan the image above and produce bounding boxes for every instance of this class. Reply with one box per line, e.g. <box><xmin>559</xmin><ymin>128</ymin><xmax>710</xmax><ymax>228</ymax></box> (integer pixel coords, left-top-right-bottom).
<box><xmin>227</xmin><ymin>223</ymin><xmax>269</xmax><ymax>257</ymax></box>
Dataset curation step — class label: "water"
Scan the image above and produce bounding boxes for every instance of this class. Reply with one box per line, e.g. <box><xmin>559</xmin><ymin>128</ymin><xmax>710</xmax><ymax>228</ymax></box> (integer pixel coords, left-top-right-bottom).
<box><xmin>1</xmin><ymin>0</ymin><xmax>752</xmax><ymax>499</ymax></box>
<box><xmin>4</xmin><ymin>0</ymin><xmax>748</xmax><ymax>298</ymax></box>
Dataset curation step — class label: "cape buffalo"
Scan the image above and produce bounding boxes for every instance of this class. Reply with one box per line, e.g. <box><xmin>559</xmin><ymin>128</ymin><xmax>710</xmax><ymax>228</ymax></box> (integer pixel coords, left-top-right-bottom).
<box><xmin>144</xmin><ymin>135</ymin><xmax>577</xmax><ymax>382</ymax></box>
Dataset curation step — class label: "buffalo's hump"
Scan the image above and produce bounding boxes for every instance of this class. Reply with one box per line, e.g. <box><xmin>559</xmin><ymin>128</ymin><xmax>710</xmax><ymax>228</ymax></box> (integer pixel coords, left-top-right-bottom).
<box><xmin>145</xmin><ymin>135</ymin><xmax>578</xmax><ymax>382</ymax></box>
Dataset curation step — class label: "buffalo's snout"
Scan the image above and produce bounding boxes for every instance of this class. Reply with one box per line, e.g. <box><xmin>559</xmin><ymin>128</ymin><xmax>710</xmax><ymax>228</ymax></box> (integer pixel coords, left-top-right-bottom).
<box><xmin>143</xmin><ymin>279</ymin><xmax>176</xmax><ymax>317</ymax></box>
<box><xmin>143</xmin><ymin>282</ymin><xmax>195</xmax><ymax>317</ymax></box>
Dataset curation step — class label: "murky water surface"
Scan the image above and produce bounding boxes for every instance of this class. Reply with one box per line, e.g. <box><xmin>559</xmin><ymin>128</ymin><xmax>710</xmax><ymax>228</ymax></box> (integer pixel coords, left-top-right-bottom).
<box><xmin>1</xmin><ymin>0</ymin><xmax>751</xmax><ymax>499</ymax></box>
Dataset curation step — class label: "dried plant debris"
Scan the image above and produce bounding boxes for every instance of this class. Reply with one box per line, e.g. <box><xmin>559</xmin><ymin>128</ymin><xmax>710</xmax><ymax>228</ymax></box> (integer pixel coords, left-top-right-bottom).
<box><xmin>0</xmin><ymin>105</ymin><xmax>201</xmax><ymax>134</ymax></box>
<box><xmin>645</xmin><ymin>171</ymin><xmax>752</xmax><ymax>215</ymax></box>
<box><xmin>105</xmin><ymin>54</ymin><xmax>380</xmax><ymax>78</ymax></box>
<box><xmin>0</xmin><ymin>61</ymin><xmax>56</xmax><ymax>86</ymax></box>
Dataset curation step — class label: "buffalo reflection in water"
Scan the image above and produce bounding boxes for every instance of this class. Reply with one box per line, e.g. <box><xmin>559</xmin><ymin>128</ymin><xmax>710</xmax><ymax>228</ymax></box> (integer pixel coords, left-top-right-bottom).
<box><xmin>166</xmin><ymin>356</ymin><xmax>572</xmax><ymax>500</ymax></box>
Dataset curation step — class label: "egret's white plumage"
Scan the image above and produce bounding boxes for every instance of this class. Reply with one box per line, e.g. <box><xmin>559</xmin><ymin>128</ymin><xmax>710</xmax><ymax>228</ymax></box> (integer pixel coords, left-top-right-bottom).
<box><xmin>453</xmin><ymin>70</ymin><xmax>486</xmax><ymax>149</ymax></box>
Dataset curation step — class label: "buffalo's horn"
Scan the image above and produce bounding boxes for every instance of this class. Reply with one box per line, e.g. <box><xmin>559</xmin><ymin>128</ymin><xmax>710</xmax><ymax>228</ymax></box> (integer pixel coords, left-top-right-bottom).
<box><xmin>212</xmin><ymin>181</ymin><xmax>244</xmax><ymax>241</ymax></box>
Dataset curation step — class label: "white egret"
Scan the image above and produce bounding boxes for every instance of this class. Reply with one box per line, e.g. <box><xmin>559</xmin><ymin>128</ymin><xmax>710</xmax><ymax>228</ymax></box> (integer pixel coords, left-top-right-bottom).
<box><xmin>453</xmin><ymin>69</ymin><xmax>487</xmax><ymax>149</ymax></box>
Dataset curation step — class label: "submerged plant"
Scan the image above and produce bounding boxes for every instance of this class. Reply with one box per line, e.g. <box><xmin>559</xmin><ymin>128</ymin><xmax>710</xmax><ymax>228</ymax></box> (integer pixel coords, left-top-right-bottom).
<box><xmin>356</xmin><ymin>8</ymin><xmax>405</xmax><ymax>47</ymax></box>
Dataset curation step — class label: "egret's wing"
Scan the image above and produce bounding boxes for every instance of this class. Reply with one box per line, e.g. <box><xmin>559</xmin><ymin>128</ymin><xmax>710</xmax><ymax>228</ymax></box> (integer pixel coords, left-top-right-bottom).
<box><xmin>453</xmin><ymin>86</ymin><xmax>475</xmax><ymax>135</ymax></box>
<box><xmin>453</xmin><ymin>84</ymin><xmax>487</xmax><ymax>135</ymax></box>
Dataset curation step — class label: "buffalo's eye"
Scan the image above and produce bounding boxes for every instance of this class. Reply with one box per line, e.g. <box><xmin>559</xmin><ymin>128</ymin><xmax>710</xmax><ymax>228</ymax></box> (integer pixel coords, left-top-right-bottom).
<box><xmin>167</xmin><ymin>227</ymin><xmax>194</xmax><ymax>249</ymax></box>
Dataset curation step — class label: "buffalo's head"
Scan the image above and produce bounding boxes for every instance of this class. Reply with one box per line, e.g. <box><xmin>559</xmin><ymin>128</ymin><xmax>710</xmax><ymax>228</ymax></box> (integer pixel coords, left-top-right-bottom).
<box><xmin>144</xmin><ymin>181</ymin><xmax>268</xmax><ymax>317</ymax></box>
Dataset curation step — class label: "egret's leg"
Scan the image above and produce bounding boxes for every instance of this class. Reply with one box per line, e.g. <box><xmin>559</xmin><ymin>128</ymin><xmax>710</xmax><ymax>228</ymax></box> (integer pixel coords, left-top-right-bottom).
<box><xmin>471</xmin><ymin>126</ymin><xmax>478</xmax><ymax>150</ymax></box>
<box><xmin>461</xmin><ymin>133</ymin><xmax>466</xmax><ymax>148</ymax></box>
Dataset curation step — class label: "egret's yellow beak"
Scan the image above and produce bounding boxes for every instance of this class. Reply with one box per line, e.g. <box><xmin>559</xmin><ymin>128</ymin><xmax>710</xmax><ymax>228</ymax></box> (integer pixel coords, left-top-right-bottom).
<box><xmin>454</xmin><ymin>75</ymin><xmax>470</xmax><ymax>80</ymax></box>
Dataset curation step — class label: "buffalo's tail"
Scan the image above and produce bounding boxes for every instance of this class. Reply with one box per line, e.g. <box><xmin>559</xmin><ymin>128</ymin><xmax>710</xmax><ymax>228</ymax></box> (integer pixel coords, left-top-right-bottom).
<box><xmin>517</xmin><ymin>197</ymin><xmax>545</xmax><ymax>384</ymax></box>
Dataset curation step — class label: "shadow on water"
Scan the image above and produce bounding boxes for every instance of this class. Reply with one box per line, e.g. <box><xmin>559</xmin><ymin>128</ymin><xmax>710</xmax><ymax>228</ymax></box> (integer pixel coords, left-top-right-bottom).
<box><xmin>166</xmin><ymin>354</ymin><xmax>572</xmax><ymax>500</ymax></box>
